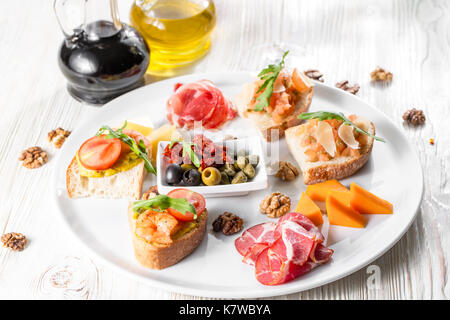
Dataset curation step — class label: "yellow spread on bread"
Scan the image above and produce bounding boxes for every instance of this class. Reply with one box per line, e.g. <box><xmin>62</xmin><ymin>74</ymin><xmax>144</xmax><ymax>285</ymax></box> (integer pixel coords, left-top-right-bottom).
<box><xmin>76</xmin><ymin>152</ymin><xmax>142</xmax><ymax>178</ymax></box>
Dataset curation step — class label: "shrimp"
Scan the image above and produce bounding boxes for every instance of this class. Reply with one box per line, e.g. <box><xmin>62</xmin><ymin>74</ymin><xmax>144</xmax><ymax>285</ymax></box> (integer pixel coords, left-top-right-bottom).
<box><xmin>135</xmin><ymin>210</ymin><xmax>181</xmax><ymax>244</ymax></box>
<box><xmin>122</xmin><ymin>129</ymin><xmax>151</xmax><ymax>153</ymax></box>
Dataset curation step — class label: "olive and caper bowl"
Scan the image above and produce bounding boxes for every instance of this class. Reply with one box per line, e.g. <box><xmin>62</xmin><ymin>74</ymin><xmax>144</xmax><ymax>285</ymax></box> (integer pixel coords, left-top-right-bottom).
<box><xmin>157</xmin><ymin>135</ymin><xmax>268</xmax><ymax>197</ymax></box>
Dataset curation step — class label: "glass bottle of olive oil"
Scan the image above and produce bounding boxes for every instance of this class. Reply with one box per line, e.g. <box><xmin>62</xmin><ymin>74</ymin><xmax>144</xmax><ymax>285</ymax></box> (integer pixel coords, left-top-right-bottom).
<box><xmin>130</xmin><ymin>0</ymin><xmax>216</xmax><ymax>75</ymax></box>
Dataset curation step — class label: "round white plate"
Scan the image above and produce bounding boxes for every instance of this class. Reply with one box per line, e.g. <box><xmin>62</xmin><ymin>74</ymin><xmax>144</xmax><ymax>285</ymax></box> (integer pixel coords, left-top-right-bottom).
<box><xmin>52</xmin><ymin>72</ymin><xmax>423</xmax><ymax>298</ymax></box>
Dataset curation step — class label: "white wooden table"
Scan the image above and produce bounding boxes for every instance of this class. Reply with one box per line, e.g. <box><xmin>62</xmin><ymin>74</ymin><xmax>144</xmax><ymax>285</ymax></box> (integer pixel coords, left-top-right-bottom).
<box><xmin>0</xmin><ymin>0</ymin><xmax>449</xmax><ymax>300</ymax></box>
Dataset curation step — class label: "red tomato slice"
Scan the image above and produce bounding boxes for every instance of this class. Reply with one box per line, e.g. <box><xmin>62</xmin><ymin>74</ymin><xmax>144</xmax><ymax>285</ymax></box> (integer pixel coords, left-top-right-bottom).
<box><xmin>78</xmin><ymin>135</ymin><xmax>122</xmax><ymax>170</ymax></box>
<box><xmin>167</xmin><ymin>189</ymin><xmax>206</xmax><ymax>222</ymax></box>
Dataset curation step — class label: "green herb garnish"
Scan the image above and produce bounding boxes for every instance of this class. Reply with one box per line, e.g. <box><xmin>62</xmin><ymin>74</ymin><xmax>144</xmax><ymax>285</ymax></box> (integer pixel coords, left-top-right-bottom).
<box><xmin>132</xmin><ymin>195</ymin><xmax>197</xmax><ymax>219</ymax></box>
<box><xmin>169</xmin><ymin>140</ymin><xmax>201</xmax><ymax>168</ymax></box>
<box><xmin>96</xmin><ymin>121</ymin><xmax>157</xmax><ymax>174</ymax></box>
<box><xmin>253</xmin><ymin>51</ymin><xmax>289</xmax><ymax>111</ymax></box>
<box><xmin>297</xmin><ymin>111</ymin><xmax>386</xmax><ymax>142</ymax></box>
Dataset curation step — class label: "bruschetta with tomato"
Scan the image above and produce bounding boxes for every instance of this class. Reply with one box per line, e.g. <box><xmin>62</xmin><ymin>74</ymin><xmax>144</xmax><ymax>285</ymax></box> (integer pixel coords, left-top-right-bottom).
<box><xmin>286</xmin><ymin>111</ymin><xmax>385</xmax><ymax>184</ymax></box>
<box><xmin>66</xmin><ymin>122</ymin><xmax>157</xmax><ymax>199</ymax></box>
<box><xmin>129</xmin><ymin>187</ymin><xmax>208</xmax><ymax>270</ymax></box>
<box><xmin>234</xmin><ymin>52</ymin><xmax>314</xmax><ymax>141</ymax></box>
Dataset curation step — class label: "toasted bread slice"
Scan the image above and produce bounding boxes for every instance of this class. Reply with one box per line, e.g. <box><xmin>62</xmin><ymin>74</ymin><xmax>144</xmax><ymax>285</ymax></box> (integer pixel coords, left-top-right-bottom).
<box><xmin>128</xmin><ymin>202</ymin><xmax>208</xmax><ymax>270</ymax></box>
<box><xmin>234</xmin><ymin>83</ymin><xmax>313</xmax><ymax>141</ymax></box>
<box><xmin>66</xmin><ymin>157</ymin><xmax>146</xmax><ymax>200</ymax></box>
<box><xmin>285</xmin><ymin>122</ymin><xmax>375</xmax><ymax>185</ymax></box>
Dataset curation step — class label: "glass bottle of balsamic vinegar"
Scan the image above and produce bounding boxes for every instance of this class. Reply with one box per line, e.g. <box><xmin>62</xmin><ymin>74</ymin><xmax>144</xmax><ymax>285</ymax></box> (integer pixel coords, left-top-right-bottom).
<box><xmin>54</xmin><ymin>0</ymin><xmax>150</xmax><ymax>105</ymax></box>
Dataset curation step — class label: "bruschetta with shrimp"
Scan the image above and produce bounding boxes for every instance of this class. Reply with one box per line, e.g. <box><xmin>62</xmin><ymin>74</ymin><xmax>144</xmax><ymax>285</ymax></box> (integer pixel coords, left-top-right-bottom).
<box><xmin>128</xmin><ymin>187</ymin><xmax>208</xmax><ymax>270</ymax></box>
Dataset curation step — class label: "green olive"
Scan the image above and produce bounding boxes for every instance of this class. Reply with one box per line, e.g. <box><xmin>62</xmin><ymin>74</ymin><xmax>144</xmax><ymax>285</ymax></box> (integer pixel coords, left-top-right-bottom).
<box><xmin>231</xmin><ymin>171</ymin><xmax>248</xmax><ymax>184</ymax></box>
<box><xmin>243</xmin><ymin>163</ymin><xmax>256</xmax><ymax>179</ymax></box>
<box><xmin>246</xmin><ymin>154</ymin><xmax>259</xmax><ymax>167</ymax></box>
<box><xmin>221</xmin><ymin>163</ymin><xmax>236</xmax><ymax>177</ymax></box>
<box><xmin>235</xmin><ymin>156</ymin><xmax>248</xmax><ymax>170</ymax></box>
<box><xmin>201</xmin><ymin>167</ymin><xmax>222</xmax><ymax>186</ymax></box>
<box><xmin>220</xmin><ymin>172</ymin><xmax>230</xmax><ymax>184</ymax></box>
<box><xmin>181</xmin><ymin>164</ymin><xmax>196</xmax><ymax>171</ymax></box>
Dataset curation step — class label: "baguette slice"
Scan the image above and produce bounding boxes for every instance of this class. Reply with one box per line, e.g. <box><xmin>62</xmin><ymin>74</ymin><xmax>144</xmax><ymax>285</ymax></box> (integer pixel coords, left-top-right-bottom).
<box><xmin>128</xmin><ymin>202</ymin><xmax>208</xmax><ymax>270</ymax></box>
<box><xmin>66</xmin><ymin>157</ymin><xmax>146</xmax><ymax>200</ymax></box>
<box><xmin>234</xmin><ymin>83</ymin><xmax>313</xmax><ymax>141</ymax></box>
<box><xmin>285</xmin><ymin>122</ymin><xmax>375</xmax><ymax>185</ymax></box>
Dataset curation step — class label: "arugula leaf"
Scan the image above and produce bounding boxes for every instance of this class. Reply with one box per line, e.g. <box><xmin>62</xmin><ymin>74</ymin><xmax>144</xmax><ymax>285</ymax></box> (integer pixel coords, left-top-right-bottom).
<box><xmin>132</xmin><ymin>195</ymin><xmax>197</xmax><ymax>219</ymax></box>
<box><xmin>297</xmin><ymin>111</ymin><xmax>386</xmax><ymax>142</ymax></box>
<box><xmin>96</xmin><ymin>121</ymin><xmax>157</xmax><ymax>175</ymax></box>
<box><xmin>169</xmin><ymin>140</ymin><xmax>201</xmax><ymax>168</ymax></box>
<box><xmin>253</xmin><ymin>51</ymin><xmax>289</xmax><ymax>111</ymax></box>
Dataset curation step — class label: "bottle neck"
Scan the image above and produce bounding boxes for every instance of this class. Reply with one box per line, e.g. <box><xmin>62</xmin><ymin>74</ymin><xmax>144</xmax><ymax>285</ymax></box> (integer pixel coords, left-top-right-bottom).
<box><xmin>84</xmin><ymin>0</ymin><xmax>122</xmax><ymax>41</ymax></box>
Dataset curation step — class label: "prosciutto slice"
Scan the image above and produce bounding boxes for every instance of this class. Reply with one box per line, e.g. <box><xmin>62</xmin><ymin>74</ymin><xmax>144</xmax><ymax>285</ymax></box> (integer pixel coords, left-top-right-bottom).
<box><xmin>166</xmin><ymin>80</ymin><xmax>237</xmax><ymax>130</ymax></box>
<box><xmin>235</xmin><ymin>212</ymin><xmax>333</xmax><ymax>286</ymax></box>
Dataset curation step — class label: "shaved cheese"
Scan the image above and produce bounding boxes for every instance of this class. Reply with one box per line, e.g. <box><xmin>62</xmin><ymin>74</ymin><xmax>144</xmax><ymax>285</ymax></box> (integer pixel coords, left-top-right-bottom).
<box><xmin>338</xmin><ymin>124</ymin><xmax>359</xmax><ymax>149</ymax></box>
<box><xmin>315</xmin><ymin>121</ymin><xmax>336</xmax><ymax>157</ymax></box>
<box><xmin>353</xmin><ymin>116</ymin><xmax>371</xmax><ymax>132</ymax></box>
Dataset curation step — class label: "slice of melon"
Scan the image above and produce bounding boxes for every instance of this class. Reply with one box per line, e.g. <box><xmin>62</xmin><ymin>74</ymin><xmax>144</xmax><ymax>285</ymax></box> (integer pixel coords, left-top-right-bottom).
<box><xmin>326</xmin><ymin>194</ymin><xmax>367</xmax><ymax>228</ymax></box>
<box><xmin>295</xmin><ymin>192</ymin><xmax>323</xmax><ymax>226</ymax></box>
<box><xmin>306</xmin><ymin>179</ymin><xmax>349</xmax><ymax>202</ymax></box>
<box><xmin>350</xmin><ymin>183</ymin><xmax>393</xmax><ymax>214</ymax></box>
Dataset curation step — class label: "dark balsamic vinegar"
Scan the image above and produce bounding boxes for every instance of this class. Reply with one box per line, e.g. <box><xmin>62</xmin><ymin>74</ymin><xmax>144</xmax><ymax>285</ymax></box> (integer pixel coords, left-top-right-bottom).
<box><xmin>58</xmin><ymin>20</ymin><xmax>150</xmax><ymax>105</ymax></box>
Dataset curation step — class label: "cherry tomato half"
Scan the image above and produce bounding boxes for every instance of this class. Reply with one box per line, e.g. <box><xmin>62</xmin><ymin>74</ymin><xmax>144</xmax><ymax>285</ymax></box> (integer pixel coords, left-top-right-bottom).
<box><xmin>167</xmin><ymin>189</ymin><xmax>206</xmax><ymax>222</ymax></box>
<box><xmin>78</xmin><ymin>135</ymin><xmax>122</xmax><ymax>170</ymax></box>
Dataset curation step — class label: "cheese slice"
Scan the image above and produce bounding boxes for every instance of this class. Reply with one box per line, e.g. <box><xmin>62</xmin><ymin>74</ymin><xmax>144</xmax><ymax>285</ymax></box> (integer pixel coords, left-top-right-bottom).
<box><xmin>338</xmin><ymin>124</ymin><xmax>359</xmax><ymax>150</ymax></box>
<box><xmin>350</xmin><ymin>183</ymin><xmax>393</xmax><ymax>214</ymax></box>
<box><xmin>295</xmin><ymin>192</ymin><xmax>323</xmax><ymax>226</ymax></box>
<box><xmin>306</xmin><ymin>179</ymin><xmax>349</xmax><ymax>202</ymax></box>
<box><xmin>315</xmin><ymin>121</ymin><xmax>336</xmax><ymax>157</ymax></box>
<box><xmin>147</xmin><ymin>124</ymin><xmax>177</xmax><ymax>163</ymax></box>
<box><xmin>326</xmin><ymin>194</ymin><xmax>367</xmax><ymax>228</ymax></box>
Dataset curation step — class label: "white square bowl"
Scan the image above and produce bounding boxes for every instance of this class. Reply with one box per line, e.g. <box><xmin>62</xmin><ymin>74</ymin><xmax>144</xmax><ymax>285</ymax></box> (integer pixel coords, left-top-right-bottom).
<box><xmin>156</xmin><ymin>136</ymin><xmax>268</xmax><ymax>197</ymax></box>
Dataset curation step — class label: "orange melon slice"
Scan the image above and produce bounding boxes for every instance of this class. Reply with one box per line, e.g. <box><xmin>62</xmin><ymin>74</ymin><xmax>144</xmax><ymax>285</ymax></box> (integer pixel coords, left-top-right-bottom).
<box><xmin>350</xmin><ymin>183</ymin><xmax>393</xmax><ymax>214</ymax></box>
<box><xmin>306</xmin><ymin>179</ymin><xmax>349</xmax><ymax>202</ymax></box>
<box><xmin>326</xmin><ymin>194</ymin><xmax>367</xmax><ymax>228</ymax></box>
<box><xmin>295</xmin><ymin>192</ymin><xmax>323</xmax><ymax>226</ymax></box>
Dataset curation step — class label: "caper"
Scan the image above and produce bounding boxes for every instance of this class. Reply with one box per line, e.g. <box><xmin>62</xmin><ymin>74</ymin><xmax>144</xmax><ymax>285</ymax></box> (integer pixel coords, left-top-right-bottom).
<box><xmin>246</xmin><ymin>154</ymin><xmax>259</xmax><ymax>167</ymax></box>
<box><xmin>181</xmin><ymin>163</ymin><xmax>196</xmax><ymax>171</ymax></box>
<box><xmin>243</xmin><ymin>163</ymin><xmax>256</xmax><ymax>179</ymax></box>
<box><xmin>220</xmin><ymin>172</ymin><xmax>230</xmax><ymax>185</ymax></box>
<box><xmin>221</xmin><ymin>163</ymin><xmax>236</xmax><ymax>177</ymax></box>
<box><xmin>235</xmin><ymin>156</ymin><xmax>248</xmax><ymax>170</ymax></box>
<box><xmin>201</xmin><ymin>167</ymin><xmax>222</xmax><ymax>186</ymax></box>
<box><xmin>231</xmin><ymin>171</ymin><xmax>248</xmax><ymax>184</ymax></box>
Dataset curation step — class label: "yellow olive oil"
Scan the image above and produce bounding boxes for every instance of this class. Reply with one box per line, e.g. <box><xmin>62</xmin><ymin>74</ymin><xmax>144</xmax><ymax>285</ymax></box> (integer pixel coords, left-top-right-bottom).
<box><xmin>130</xmin><ymin>0</ymin><xmax>216</xmax><ymax>75</ymax></box>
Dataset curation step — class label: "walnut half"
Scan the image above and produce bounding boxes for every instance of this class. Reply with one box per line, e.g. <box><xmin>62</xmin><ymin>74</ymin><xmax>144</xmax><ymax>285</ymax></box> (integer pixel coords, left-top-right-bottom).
<box><xmin>275</xmin><ymin>161</ymin><xmax>299</xmax><ymax>181</ymax></box>
<box><xmin>1</xmin><ymin>232</ymin><xmax>27</xmax><ymax>251</ymax></box>
<box><xmin>48</xmin><ymin>128</ymin><xmax>71</xmax><ymax>149</ymax></box>
<box><xmin>212</xmin><ymin>212</ymin><xmax>243</xmax><ymax>235</ymax></box>
<box><xmin>260</xmin><ymin>192</ymin><xmax>291</xmax><ymax>218</ymax></box>
<box><xmin>18</xmin><ymin>146</ymin><xmax>48</xmax><ymax>169</ymax></box>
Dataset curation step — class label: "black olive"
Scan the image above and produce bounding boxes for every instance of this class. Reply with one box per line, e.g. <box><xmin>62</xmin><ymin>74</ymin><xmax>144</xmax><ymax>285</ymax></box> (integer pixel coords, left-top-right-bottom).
<box><xmin>165</xmin><ymin>164</ymin><xmax>183</xmax><ymax>185</ymax></box>
<box><xmin>183</xmin><ymin>169</ymin><xmax>202</xmax><ymax>186</ymax></box>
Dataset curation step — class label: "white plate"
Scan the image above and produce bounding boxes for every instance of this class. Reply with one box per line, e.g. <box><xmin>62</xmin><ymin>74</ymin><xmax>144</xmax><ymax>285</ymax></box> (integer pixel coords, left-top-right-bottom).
<box><xmin>157</xmin><ymin>137</ymin><xmax>269</xmax><ymax>197</ymax></box>
<box><xmin>52</xmin><ymin>72</ymin><xmax>423</xmax><ymax>298</ymax></box>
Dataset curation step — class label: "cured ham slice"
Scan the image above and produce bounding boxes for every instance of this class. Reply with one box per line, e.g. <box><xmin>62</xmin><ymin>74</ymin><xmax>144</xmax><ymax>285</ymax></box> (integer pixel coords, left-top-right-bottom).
<box><xmin>235</xmin><ymin>222</ymin><xmax>277</xmax><ymax>256</ymax></box>
<box><xmin>235</xmin><ymin>212</ymin><xmax>333</xmax><ymax>286</ymax></box>
<box><xmin>166</xmin><ymin>80</ymin><xmax>237</xmax><ymax>130</ymax></box>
